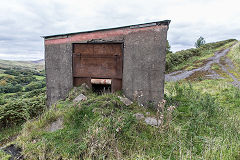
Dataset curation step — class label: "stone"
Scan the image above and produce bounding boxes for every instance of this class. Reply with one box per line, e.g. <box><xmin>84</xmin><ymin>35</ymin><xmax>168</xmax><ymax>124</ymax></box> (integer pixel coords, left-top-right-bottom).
<box><xmin>73</xmin><ymin>94</ymin><xmax>87</xmax><ymax>103</ymax></box>
<box><xmin>46</xmin><ymin>118</ymin><xmax>63</xmax><ymax>132</ymax></box>
<box><xmin>81</xmin><ymin>83</ymin><xmax>90</xmax><ymax>90</ymax></box>
<box><xmin>118</xmin><ymin>96</ymin><xmax>133</xmax><ymax>106</ymax></box>
<box><xmin>145</xmin><ymin>117</ymin><xmax>161</xmax><ymax>126</ymax></box>
<box><xmin>134</xmin><ymin>113</ymin><xmax>145</xmax><ymax>120</ymax></box>
<box><xmin>2</xmin><ymin>144</ymin><xmax>23</xmax><ymax>160</ymax></box>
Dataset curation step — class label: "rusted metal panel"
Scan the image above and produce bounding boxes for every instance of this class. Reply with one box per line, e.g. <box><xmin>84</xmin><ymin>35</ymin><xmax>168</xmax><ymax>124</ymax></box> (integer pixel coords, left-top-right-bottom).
<box><xmin>73</xmin><ymin>43</ymin><xmax>123</xmax><ymax>92</ymax></box>
<box><xmin>73</xmin><ymin>77</ymin><xmax>91</xmax><ymax>87</ymax></box>
<box><xmin>111</xmin><ymin>79</ymin><xmax>122</xmax><ymax>92</ymax></box>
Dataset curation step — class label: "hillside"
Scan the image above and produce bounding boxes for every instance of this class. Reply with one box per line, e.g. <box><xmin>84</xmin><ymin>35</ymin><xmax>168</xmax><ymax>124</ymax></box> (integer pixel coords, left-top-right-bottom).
<box><xmin>0</xmin><ymin>39</ymin><xmax>240</xmax><ymax>159</ymax></box>
<box><xmin>0</xmin><ymin>59</ymin><xmax>44</xmax><ymax>71</ymax></box>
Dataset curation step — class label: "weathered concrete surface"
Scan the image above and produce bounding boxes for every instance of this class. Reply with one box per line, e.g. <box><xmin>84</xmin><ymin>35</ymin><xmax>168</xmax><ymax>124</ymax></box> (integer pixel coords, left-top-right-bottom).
<box><xmin>134</xmin><ymin>113</ymin><xmax>145</xmax><ymax>120</ymax></box>
<box><xmin>118</xmin><ymin>96</ymin><xmax>133</xmax><ymax>106</ymax></box>
<box><xmin>145</xmin><ymin>117</ymin><xmax>161</xmax><ymax>126</ymax></box>
<box><xmin>45</xmin><ymin>22</ymin><xmax>169</xmax><ymax>107</ymax></box>
<box><xmin>46</xmin><ymin>118</ymin><xmax>64</xmax><ymax>132</ymax></box>
<box><xmin>123</xmin><ymin>27</ymin><xmax>168</xmax><ymax>106</ymax></box>
<box><xmin>45</xmin><ymin>43</ymin><xmax>73</xmax><ymax>106</ymax></box>
<box><xmin>134</xmin><ymin>113</ymin><xmax>161</xmax><ymax>126</ymax></box>
<box><xmin>73</xmin><ymin>94</ymin><xmax>87</xmax><ymax>103</ymax></box>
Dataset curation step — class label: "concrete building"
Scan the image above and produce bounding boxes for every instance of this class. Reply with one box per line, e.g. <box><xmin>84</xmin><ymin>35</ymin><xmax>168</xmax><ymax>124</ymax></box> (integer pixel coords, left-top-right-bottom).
<box><xmin>43</xmin><ymin>20</ymin><xmax>170</xmax><ymax>106</ymax></box>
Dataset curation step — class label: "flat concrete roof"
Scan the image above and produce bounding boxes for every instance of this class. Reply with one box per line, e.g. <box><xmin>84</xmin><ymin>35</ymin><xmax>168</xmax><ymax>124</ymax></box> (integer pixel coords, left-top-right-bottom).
<box><xmin>43</xmin><ymin>20</ymin><xmax>170</xmax><ymax>39</ymax></box>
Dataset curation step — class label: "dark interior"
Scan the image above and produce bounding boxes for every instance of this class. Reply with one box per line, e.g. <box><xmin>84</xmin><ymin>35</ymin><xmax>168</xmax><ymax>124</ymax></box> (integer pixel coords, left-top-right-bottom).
<box><xmin>92</xmin><ymin>84</ymin><xmax>111</xmax><ymax>94</ymax></box>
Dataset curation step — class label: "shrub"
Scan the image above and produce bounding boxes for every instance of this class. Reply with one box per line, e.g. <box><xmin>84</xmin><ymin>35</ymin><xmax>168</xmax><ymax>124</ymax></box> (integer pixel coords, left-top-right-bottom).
<box><xmin>0</xmin><ymin>94</ymin><xmax>46</xmax><ymax>128</ymax></box>
<box><xmin>0</xmin><ymin>84</ymin><xmax>23</xmax><ymax>93</ymax></box>
<box><xmin>24</xmin><ymin>81</ymin><xmax>46</xmax><ymax>92</ymax></box>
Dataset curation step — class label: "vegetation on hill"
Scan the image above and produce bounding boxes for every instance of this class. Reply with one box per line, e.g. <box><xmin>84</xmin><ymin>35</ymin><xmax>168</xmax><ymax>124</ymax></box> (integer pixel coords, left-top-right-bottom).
<box><xmin>166</xmin><ymin>39</ymin><xmax>237</xmax><ymax>73</ymax></box>
<box><xmin>11</xmin><ymin>81</ymin><xmax>239</xmax><ymax>159</ymax></box>
<box><xmin>0</xmin><ymin>65</ymin><xmax>46</xmax><ymax>146</ymax></box>
<box><xmin>0</xmin><ymin>59</ymin><xmax>44</xmax><ymax>71</ymax></box>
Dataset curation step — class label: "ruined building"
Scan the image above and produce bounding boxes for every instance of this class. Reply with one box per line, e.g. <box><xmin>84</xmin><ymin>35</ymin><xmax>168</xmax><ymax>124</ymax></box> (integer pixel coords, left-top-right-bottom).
<box><xmin>43</xmin><ymin>20</ymin><xmax>170</xmax><ymax>106</ymax></box>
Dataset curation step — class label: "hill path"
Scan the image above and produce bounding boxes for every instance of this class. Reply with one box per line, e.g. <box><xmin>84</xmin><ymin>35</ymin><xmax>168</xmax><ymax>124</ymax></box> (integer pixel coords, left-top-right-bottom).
<box><xmin>165</xmin><ymin>44</ymin><xmax>240</xmax><ymax>88</ymax></box>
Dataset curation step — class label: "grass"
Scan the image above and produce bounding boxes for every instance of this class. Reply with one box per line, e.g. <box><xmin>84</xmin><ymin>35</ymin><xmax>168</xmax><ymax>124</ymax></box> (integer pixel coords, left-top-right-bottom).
<box><xmin>228</xmin><ymin>42</ymin><xmax>240</xmax><ymax>71</ymax></box>
<box><xmin>227</xmin><ymin>42</ymin><xmax>240</xmax><ymax>79</ymax></box>
<box><xmin>166</xmin><ymin>39</ymin><xmax>237</xmax><ymax>73</ymax></box>
<box><xmin>10</xmin><ymin>83</ymin><xmax>239</xmax><ymax>159</ymax></box>
<box><xmin>0</xmin><ymin>150</ymin><xmax>11</xmax><ymax>160</ymax></box>
<box><xmin>0</xmin><ymin>73</ymin><xmax>9</xmax><ymax>77</ymax></box>
<box><xmin>211</xmin><ymin>63</ymin><xmax>221</xmax><ymax>70</ymax></box>
<box><xmin>0</xmin><ymin>125</ymin><xmax>22</xmax><ymax>146</ymax></box>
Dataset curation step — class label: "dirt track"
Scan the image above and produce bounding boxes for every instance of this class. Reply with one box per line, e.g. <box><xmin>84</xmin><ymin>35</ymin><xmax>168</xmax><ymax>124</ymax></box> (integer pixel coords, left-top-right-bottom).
<box><xmin>165</xmin><ymin>44</ymin><xmax>240</xmax><ymax>88</ymax></box>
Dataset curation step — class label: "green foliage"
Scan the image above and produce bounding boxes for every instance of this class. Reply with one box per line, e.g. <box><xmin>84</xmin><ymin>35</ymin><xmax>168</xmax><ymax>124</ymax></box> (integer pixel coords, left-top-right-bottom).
<box><xmin>166</xmin><ymin>39</ymin><xmax>236</xmax><ymax>72</ymax></box>
<box><xmin>16</xmin><ymin>85</ymin><xmax>240</xmax><ymax>159</ymax></box>
<box><xmin>0</xmin><ymin>92</ymin><xmax>46</xmax><ymax>128</ymax></box>
<box><xmin>0</xmin><ymin>125</ymin><xmax>22</xmax><ymax>145</ymax></box>
<box><xmin>166</xmin><ymin>40</ymin><xmax>172</xmax><ymax>54</ymax></box>
<box><xmin>24</xmin><ymin>81</ymin><xmax>46</xmax><ymax>92</ymax></box>
<box><xmin>195</xmin><ymin>36</ymin><xmax>206</xmax><ymax>48</ymax></box>
<box><xmin>0</xmin><ymin>84</ymin><xmax>23</xmax><ymax>93</ymax></box>
<box><xmin>0</xmin><ymin>66</ymin><xmax>45</xmax><ymax>94</ymax></box>
<box><xmin>0</xmin><ymin>150</ymin><xmax>11</xmax><ymax>160</ymax></box>
<box><xmin>0</xmin><ymin>94</ymin><xmax>6</xmax><ymax>105</ymax></box>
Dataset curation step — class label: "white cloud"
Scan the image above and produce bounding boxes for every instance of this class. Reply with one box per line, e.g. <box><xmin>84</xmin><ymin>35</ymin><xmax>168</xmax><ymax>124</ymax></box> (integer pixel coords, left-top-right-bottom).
<box><xmin>0</xmin><ymin>0</ymin><xmax>239</xmax><ymax>60</ymax></box>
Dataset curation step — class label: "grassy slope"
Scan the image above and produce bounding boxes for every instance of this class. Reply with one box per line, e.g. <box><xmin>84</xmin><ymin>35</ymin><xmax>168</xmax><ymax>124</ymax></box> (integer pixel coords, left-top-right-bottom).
<box><xmin>1</xmin><ymin>39</ymin><xmax>240</xmax><ymax>159</ymax></box>
<box><xmin>166</xmin><ymin>39</ymin><xmax>237</xmax><ymax>73</ymax></box>
<box><xmin>13</xmin><ymin>83</ymin><xmax>240</xmax><ymax>159</ymax></box>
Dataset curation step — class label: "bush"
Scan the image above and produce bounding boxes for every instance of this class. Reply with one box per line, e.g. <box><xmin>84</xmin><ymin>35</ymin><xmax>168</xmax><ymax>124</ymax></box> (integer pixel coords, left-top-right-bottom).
<box><xmin>24</xmin><ymin>81</ymin><xmax>46</xmax><ymax>92</ymax></box>
<box><xmin>0</xmin><ymin>94</ymin><xmax>46</xmax><ymax>128</ymax></box>
<box><xmin>0</xmin><ymin>94</ymin><xmax>5</xmax><ymax>105</ymax></box>
<box><xmin>0</xmin><ymin>84</ymin><xmax>23</xmax><ymax>93</ymax></box>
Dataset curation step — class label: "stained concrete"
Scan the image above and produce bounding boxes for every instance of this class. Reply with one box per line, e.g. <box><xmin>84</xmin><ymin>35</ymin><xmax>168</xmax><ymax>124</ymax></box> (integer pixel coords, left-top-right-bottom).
<box><xmin>45</xmin><ymin>43</ymin><xmax>73</xmax><ymax>106</ymax></box>
<box><xmin>45</xmin><ymin>21</ymin><xmax>169</xmax><ymax>107</ymax></box>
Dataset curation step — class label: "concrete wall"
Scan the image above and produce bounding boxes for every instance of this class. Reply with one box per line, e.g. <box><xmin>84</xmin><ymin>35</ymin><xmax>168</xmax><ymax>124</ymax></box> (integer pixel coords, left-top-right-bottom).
<box><xmin>123</xmin><ymin>27</ymin><xmax>168</xmax><ymax>106</ymax></box>
<box><xmin>45</xmin><ymin>43</ymin><xmax>73</xmax><ymax>106</ymax></box>
<box><xmin>45</xmin><ymin>24</ymin><xmax>169</xmax><ymax>106</ymax></box>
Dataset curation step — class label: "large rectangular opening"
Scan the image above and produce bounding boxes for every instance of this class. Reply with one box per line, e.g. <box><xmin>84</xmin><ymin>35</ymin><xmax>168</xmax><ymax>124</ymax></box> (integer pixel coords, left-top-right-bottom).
<box><xmin>72</xmin><ymin>43</ymin><xmax>123</xmax><ymax>92</ymax></box>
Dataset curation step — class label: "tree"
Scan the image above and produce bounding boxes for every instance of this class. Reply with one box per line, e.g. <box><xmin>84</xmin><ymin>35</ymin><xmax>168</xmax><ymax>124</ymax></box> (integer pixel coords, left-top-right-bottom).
<box><xmin>166</xmin><ymin>40</ymin><xmax>172</xmax><ymax>54</ymax></box>
<box><xmin>195</xmin><ymin>36</ymin><xmax>206</xmax><ymax>48</ymax></box>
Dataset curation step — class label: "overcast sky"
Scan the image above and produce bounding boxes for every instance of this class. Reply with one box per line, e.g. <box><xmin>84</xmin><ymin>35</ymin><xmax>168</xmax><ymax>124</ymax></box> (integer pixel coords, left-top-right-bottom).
<box><xmin>0</xmin><ymin>0</ymin><xmax>239</xmax><ymax>60</ymax></box>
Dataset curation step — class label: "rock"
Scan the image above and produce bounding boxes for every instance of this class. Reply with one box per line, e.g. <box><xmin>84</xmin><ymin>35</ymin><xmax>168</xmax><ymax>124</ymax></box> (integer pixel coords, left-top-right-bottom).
<box><xmin>145</xmin><ymin>117</ymin><xmax>161</xmax><ymax>126</ymax></box>
<box><xmin>46</xmin><ymin>118</ymin><xmax>63</xmax><ymax>132</ymax></box>
<box><xmin>73</xmin><ymin>94</ymin><xmax>87</xmax><ymax>103</ymax></box>
<box><xmin>2</xmin><ymin>144</ymin><xmax>23</xmax><ymax>160</ymax></box>
<box><xmin>134</xmin><ymin>113</ymin><xmax>145</xmax><ymax>120</ymax></box>
<box><xmin>81</xmin><ymin>83</ymin><xmax>90</xmax><ymax>90</ymax></box>
<box><xmin>118</xmin><ymin>96</ymin><xmax>133</xmax><ymax>106</ymax></box>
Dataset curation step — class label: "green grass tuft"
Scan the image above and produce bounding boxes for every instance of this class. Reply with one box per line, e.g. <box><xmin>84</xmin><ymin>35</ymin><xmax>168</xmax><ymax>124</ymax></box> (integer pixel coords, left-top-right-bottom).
<box><xmin>15</xmin><ymin>84</ymin><xmax>240</xmax><ymax>159</ymax></box>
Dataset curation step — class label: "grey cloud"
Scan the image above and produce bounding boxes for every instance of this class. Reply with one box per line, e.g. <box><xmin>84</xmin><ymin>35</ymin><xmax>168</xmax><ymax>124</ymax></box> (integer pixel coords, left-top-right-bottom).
<box><xmin>0</xmin><ymin>0</ymin><xmax>239</xmax><ymax>60</ymax></box>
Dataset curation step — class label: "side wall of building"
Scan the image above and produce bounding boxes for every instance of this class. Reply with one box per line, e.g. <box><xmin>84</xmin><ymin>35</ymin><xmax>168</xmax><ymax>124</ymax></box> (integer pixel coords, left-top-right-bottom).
<box><xmin>45</xmin><ymin>43</ymin><xmax>73</xmax><ymax>106</ymax></box>
<box><xmin>45</xmin><ymin>25</ymin><xmax>168</xmax><ymax>106</ymax></box>
<box><xmin>123</xmin><ymin>27</ymin><xmax>168</xmax><ymax>106</ymax></box>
